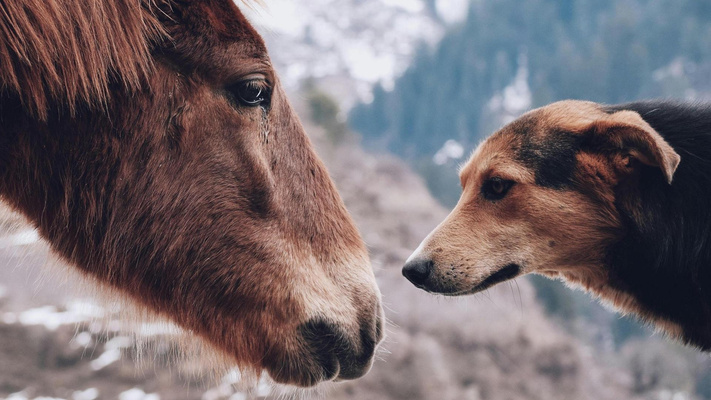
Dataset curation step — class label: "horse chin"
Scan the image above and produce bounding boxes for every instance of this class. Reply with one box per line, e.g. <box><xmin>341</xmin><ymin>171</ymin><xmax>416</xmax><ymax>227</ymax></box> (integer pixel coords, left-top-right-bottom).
<box><xmin>264</xmin><ymin>354</ymin><xmax>372</xmax><ymax>388</ymax></box>
<box><xmin>262</xmin><ymin>354</ymin><xmax>335</xmax><ymax>388</ymax></box>
<box><xmin>262</xmin><ymin>309</ymin><xmax>383</xmax><ymax>387</ymax></box>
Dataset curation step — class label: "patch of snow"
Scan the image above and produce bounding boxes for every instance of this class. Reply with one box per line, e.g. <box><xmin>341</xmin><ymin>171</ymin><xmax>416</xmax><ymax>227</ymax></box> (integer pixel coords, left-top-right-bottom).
<box><xmin>433</xmin><ymin>140</ymin><xmax>465</xmax><ymax>165</ymax></box>
<box><xmin>17</xmin><ymin>306</ymin><xmax>64</xmax><ymax>330</ymax></box>
<box><xmin>106</xmin><ymin>319</ymin><xmax>122</xmax><ymax>333</ymax></box>
<box><xmin>244</xmin><ymin>0</ymin><xmax>306</xmax><ymax>36</ymax></box>
<box><xmin>90</xmin><ymin>349</ymin><xmax>121</xmax><ymax>371</ymax></box>
<box><xmin>487</xmin><ymin>53</ymin><xmax>532</xmax><ymax>125</ymax></box>
<box><xmin>33</xmin><ymin>397</ymin><xmax>66</xmax><ymax>400</ymax></box>
<box><xmin>382</xmin><ymin>0</ymin><xmax>425</xmax><ymax>13</ymax></box>
<box><xmin>104</xmin><ymin>336</ymin><xmax>132</xmax><ymax>350</ymax></box>
<box><xmin>135</xmin><ymin>321</ymin><xmax>182</xmax><ymax>337</ymax></box>
<box><xmin>6</xmin><ymin>391</ymin><xmax>29</xmax><ymax>400</ymax></box>
<box><xmin>201</xmin><ymin>385</ymin><xmax>233</xmax><ymax>400</ymax></box>
<box><xmin>72</xmin><ymin>332</ymin><xmax>93</xmax><ymax>348</ymax></box>
<box><xmin>201</xmin><ymin>369</ymin><xmax>247</xmax><ymax>400</ymax></box>
<box><xmin>86</xmin><ymin>334</ymin><xmax>135</xmax><ymax>370</ymax></box>
<box><xmin>9</xmin><ymin>301</ymin><xmax>104</xmax><ymax>331</ymax></box>
<box><xmin>342</xmin><ymin>42</ymin><xmax>398</xmax><ymax>83</ymax></box>
<box><xmin>0</xmin><ymin>229</ymin><xmax>39</xmax><ymax>249</ymax></box>
<box><xmin>71</xmin><ymin>388</ymin><xmax>98</xmax><ymax>400</ymax></box>
<box><xmin>222</xmin><ymin>368</ymin><xmax>242</xmax><ymax>385</ymax></box>
<box><xmin>255</xmin><ymin>376</ymin><xmax>272</xmax><ymax>397</ymax></box>
<box><xmin>202</xmin><ymin>371</ymin><xmax>271</xmax><ymax>400</ymax></box>
<box><xmin>118</xmin><ymin>389</ymin><xmax>159</xmax><ymax>400</ymax></box>
<box><xmin>656</xmin><ymin>391</ymin><xmax>692</xmax><ymax>400</ymax></box>
<box><xmin>653</xmin><ymin>57</ymin><xmax>687</xmax><ymax>81</ymax></box>
<box><xmin>436</xmin><ymin>0</ymin><xmax>470</xmax><ymax>24</ymax></box>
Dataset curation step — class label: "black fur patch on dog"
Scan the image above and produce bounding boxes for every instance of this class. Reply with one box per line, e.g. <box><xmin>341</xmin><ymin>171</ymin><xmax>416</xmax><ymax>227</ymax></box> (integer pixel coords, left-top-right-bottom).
<box><xmin>604</xmin><ymin>101</ymin><xmax>711</xmax><ymax>349</ymax></box>
<box><xmin>512</xmin><ymin>117</ymin><xmax>583</xmax><ymax>189</ymax></box>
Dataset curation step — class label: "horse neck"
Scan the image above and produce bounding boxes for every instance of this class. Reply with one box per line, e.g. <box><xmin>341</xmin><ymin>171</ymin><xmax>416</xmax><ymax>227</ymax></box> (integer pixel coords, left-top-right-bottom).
<box><xmin>0</xmin><ymin>103</ymin><xmax>105</xmax><ymax>266</ymax></box>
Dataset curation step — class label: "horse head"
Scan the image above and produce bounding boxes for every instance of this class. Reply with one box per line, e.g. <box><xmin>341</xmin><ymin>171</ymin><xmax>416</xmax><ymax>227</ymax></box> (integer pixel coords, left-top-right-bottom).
<box><xmin>0</xmin><ymin>0</ymin><xmax>383</xmax><ymax>386</ymax></box>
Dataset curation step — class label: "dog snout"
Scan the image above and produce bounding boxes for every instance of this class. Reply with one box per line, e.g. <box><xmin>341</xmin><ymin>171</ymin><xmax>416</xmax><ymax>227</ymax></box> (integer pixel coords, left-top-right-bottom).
<box><xmin>402</xmin><ymin>258</ymin><xmax>433</xmax><ymax>288</ymax></box>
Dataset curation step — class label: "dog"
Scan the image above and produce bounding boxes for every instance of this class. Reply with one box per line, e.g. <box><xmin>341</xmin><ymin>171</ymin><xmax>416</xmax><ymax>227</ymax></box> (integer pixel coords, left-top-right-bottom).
<box><xmin>402</xmin><ymin>100</ymin><xmax>711</xmax><ymax>349</ymax></box>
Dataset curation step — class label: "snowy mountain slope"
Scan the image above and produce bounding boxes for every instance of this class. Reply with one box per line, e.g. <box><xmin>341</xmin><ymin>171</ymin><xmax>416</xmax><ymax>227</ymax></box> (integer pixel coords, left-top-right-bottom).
<box><xmin>244</xmin><ymin>0</ymin><xmax>468</xmax><ymax>106</ymax></box>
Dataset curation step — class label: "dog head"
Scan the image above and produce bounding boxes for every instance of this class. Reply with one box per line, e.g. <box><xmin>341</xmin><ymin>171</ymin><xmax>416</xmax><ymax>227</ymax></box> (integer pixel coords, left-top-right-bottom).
<box><xmin>403</xmin><ymin>100</ymin><xmax>680</xmax><ymax>300</ymax></box>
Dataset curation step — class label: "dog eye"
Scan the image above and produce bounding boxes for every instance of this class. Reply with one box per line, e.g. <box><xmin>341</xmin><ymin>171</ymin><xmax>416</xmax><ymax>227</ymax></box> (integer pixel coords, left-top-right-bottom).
<box><xmin>482</xmin><ymin>177</ymin><xmax>515</xmax><ymax>200</ymax></box>
<box><xmin>226</xmin><ymin>78</ymin><xmax>271</xmax><ymax>108</ymax></box>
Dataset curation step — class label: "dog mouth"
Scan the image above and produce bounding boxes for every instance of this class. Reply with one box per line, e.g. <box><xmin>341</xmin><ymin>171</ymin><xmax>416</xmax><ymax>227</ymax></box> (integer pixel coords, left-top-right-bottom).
<box><xmin>449</xmin><ymin>263</ymin><xmax>522</xmax><ymax>296</ymax></box>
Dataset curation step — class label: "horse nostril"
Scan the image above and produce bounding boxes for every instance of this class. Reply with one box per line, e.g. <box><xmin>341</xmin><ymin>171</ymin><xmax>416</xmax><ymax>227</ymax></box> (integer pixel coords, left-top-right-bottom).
<box><xmin>402</xmin><ymin>258</ymin><xmax>433</xmax><ymax>287</ymax></box>
<box><xmin>300</xmin><ymin>317</ymin><xmax>378</xmax><ymax>382</ymax></box>
<box><xmin>300</xmin><ymin>319</ymin><xmax>343</xmax><ymax>381</ymax></box>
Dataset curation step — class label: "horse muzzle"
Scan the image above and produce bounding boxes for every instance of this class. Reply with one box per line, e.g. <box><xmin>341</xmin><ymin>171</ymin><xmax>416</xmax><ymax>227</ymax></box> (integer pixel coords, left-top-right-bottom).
<box><xmin>265</xmin><ymin>305</ymin><xmax>384</xmax><ymax>387</ymax></box>
<box><xmin>300</xmin><ymin>310</ymin><xmax>384</xmax><ymax>382</ymax></box>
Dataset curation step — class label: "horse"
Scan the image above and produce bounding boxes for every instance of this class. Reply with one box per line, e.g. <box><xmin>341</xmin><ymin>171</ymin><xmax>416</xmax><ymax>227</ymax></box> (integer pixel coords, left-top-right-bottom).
<box><xmin>0</xmin><ymin>0</ymin><xmax>383</xmax><ymax>387</ymax></box>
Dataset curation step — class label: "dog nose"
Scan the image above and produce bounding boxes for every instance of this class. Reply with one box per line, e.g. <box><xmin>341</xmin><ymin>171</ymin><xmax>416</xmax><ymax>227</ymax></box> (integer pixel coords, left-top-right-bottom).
<box><xmin>402</xmin><ymin>259</ymin><xmax>433</xmax><ymax>287</ymax></box>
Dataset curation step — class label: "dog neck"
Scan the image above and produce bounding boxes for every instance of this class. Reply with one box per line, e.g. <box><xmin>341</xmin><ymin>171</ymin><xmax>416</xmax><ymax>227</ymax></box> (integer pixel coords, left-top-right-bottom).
<box><xmin>604</xmin><ymin>101</ymin><xmax>711</xmax><ymax>349</ymax></box>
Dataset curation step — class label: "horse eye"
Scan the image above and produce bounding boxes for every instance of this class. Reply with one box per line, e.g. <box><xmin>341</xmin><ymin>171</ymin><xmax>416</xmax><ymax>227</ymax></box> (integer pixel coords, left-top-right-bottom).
<box><xmin>226</xmin><ymin>79</ymin><xmax>271</xmax><ymax>108</ymax></box>
<box><xmin>482</xmin><ymin>177</ymin><xmax>515</xmax><ymax>201</ymax></box>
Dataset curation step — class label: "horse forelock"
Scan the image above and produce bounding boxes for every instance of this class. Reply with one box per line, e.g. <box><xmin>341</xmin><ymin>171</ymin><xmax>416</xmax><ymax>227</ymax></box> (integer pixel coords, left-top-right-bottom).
<box><xmin>0</xmin><ymin>0</ymin><xmax>261</xmax><ymax>120</ymax></box>
<box><xmin>0</xmin><ymin>0</ymin><xmax>169</xmax><ymax>119</ymax></box>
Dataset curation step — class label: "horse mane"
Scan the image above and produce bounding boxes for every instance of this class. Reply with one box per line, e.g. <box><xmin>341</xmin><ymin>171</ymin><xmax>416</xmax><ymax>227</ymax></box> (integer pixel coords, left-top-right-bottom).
<box><xmin>0</xmin><ymin>0</ymin><xmax>169</xmax><ymax>119</ymax></box>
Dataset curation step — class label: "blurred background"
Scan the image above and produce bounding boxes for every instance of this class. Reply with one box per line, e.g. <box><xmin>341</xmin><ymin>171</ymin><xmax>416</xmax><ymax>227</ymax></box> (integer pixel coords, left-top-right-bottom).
<box><xmin>2</xmin><ymin>0</ymin><xmax>711</xmax><ymax>399</ymax></box>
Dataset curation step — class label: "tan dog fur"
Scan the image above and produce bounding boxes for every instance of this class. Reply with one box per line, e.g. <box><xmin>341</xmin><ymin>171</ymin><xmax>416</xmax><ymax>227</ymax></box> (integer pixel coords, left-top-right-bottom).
<box><xmin>407</xmin><ymin>100</ymin><xmax>685</xmax><ymax>339</ymax></box>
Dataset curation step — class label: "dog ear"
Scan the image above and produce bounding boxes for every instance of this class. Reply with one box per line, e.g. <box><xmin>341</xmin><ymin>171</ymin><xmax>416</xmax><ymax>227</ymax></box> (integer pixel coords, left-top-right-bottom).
<box><xmin>590</xmin><ymin>110</ymin><xmax>680</xmax><ymax>184</ymax></box>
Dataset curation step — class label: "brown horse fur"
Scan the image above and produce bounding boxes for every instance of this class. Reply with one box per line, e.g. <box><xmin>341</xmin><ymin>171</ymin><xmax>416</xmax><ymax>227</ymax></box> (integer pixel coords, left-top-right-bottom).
<box><xmin>404</xmin><ymin>99</ymin><xmax>711</xmax><ymax>350</ymax></box>
<box><xmin>0</xmin><ymin>0</ymin><xmax>383</xmax><ymax>387</ymax></box>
